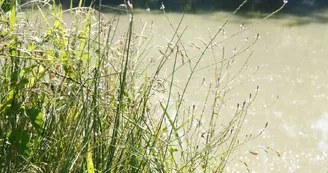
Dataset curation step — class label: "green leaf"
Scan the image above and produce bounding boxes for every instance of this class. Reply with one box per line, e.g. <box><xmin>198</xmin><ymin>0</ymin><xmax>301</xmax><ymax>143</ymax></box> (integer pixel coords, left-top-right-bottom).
<box><xmin>0</xmin><ymin>0</ymin><xmax>5</xmax><ymax>7</ymax></box>
<box><xmin>6</xmin><ymin>90</ymin><xmax>15</xmax><ymax>102</ymax></box>
<box><xmin>1</xmin><ymin>0</ymin><xmax>10</xmax><ymax>13</ymax></box>
<box><xmin>10</xmin><ymin>130</ymin><xmax>30</xmax><ymax>156</ymax></box>
<box><xmin>9</xmin><ymin>0</ymin><xmax>16</xmax><ymax>32</ymax></box>
<box><xmin>0</xmin><ymin>103</ymin><xmax>4</xmax><ymax>114</ymax></box>
<box><xmin>26</xmin><ymin>107</ymin><xmax>43</xmax><ymax>132</ymax></box>
<box><xmin>20</xmin><ymin>65</ymin><xmax>37</xmax><ymax>76</ymax></box>
<box><xmin>87</xmin><ymin>148</ymin><xmax>95</xmax><ymax>173</ymax></box>
<box><xmin>27</xmin><ymin>43</ymin><xmax>36</xmax><ymax>51</ymax></box>
<box><xmin>18</xmin><ymin>78</ymin><xmax>29</xmax><ymax>90</ymax></box>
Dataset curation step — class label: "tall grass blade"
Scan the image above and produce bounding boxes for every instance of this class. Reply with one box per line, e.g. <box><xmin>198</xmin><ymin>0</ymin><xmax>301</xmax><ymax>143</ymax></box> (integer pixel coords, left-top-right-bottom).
<box><xmin>87</xmin><ymin>147</ymin><xmax>95</xmax><ymax>173</ymax></box>
<box><xmin>9</xmin><ymin>0</ymin><xmax>16</xmax><ymax>31</ymax></box>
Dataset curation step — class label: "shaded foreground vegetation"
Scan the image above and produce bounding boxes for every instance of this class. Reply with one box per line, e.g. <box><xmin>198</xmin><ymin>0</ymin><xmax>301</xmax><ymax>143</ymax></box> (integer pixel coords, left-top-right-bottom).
<box><xmin>0</xmin><ymin>0</ymin><xmax>285</xmax><ymax>172</ymax></box>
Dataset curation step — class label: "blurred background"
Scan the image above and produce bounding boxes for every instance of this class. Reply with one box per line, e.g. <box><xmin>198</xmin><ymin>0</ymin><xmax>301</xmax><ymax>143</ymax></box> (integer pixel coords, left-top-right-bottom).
<box><xmin>53</xmin><ymin>0</ymin><xmax>328</xmax><ymax>14</ymax></box>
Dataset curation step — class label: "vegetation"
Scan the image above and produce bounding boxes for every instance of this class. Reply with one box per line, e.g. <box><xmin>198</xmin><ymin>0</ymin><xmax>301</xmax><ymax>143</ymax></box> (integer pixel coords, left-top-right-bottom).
<box><xmin>0</xmin><ymin>0</ymin><xmax>285</xmax><ymax>172</ymax></box>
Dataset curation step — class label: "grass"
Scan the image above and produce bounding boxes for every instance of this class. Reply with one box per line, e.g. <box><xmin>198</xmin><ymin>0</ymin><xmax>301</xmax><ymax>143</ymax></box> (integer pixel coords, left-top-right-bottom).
<box><xmin>0</xmin><ymin>0</ymin><xmax>286</xmax><ymax>172</ymax></box>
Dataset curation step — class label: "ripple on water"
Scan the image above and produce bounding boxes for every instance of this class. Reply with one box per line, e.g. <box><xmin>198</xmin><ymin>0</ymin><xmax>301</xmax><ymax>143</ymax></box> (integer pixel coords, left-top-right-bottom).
<box><xmin>312</xmin><ymin>113</ymin><xmax>328</xmax><ymax>153</ymax></box>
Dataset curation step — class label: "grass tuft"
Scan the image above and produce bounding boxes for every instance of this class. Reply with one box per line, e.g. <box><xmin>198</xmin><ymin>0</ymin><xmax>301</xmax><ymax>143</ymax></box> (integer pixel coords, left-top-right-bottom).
<box><xmin>0</xmin><ymin>0</ymin><xmax>286</xmax><ymax>172</ymax></box>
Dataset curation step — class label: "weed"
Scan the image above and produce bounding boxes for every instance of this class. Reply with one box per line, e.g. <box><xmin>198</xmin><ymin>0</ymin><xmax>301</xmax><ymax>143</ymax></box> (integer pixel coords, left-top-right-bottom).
<box><xmin>0</xmin><ymin>0</ymin><xmax>286</xmax><ymax>172</ymax></box>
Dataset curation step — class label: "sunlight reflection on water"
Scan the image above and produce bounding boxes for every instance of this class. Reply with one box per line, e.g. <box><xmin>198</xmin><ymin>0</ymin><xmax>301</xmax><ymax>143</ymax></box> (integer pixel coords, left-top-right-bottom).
<box><xmin>312</xmin><ymin>113</ymin><xmax>328</xmax><ymax>153</ymax></box>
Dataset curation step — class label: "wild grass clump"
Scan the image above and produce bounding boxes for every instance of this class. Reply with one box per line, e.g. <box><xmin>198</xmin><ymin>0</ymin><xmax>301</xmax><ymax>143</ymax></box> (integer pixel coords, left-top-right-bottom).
<box><xmin>0</xmin><ymin>0</ymin><xmax>286</xmax><ymax>172</ymax></box>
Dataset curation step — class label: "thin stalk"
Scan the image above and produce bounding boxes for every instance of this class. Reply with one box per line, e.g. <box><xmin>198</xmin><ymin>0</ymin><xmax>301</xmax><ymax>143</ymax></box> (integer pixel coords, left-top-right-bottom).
<box><xmin>106</xmin><ymin>12</ymin><xmax>133</xmax><ymax>171</ymax></box>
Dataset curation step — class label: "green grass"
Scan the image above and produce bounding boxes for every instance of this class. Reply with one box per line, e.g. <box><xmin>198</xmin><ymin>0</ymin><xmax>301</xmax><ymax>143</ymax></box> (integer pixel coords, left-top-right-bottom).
<box><xmin>0</xmin><ymin>0</ymin><xmax>286</xmax><ymax>172</ymax></box>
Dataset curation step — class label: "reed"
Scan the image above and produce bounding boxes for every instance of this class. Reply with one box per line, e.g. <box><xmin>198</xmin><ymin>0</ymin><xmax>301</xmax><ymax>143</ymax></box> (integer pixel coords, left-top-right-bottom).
<box><xmin>0</xmin><ymin>0</ymin><xmax>286</xmax><ymax>172</ymax></box>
